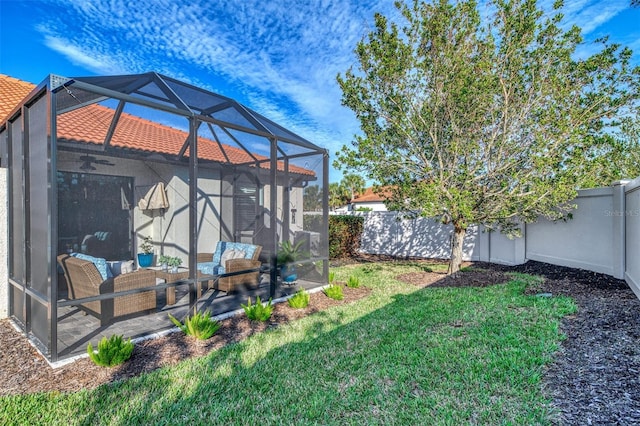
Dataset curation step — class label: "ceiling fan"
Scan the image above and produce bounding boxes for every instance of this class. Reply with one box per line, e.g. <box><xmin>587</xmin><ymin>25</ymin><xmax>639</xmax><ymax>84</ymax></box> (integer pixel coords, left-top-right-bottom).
<box><xmin>79</xmin><ymin>155</ymin><xmax>115</xmax><ymax>171</ymax></box>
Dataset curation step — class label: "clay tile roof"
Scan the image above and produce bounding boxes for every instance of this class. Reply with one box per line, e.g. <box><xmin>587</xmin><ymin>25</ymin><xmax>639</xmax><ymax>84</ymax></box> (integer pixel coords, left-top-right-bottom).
<box><xmin>351</xmin><ymin>186</ymin><xmax>392</xmax><ymax>203</ymax></box>
<box><xmin>57</xmin><ymin>104</ymin><xmax>261</xmax><ymax>166</ymax></box>
<box><xmin>0</xmin><ymin>74</ymin><xmax>35</xmax><ymax>122</ymax></box>
<box><xmin>0</xmin><ymin>74</ymin><xmax>313</xmax><ymax>176</ymax></box>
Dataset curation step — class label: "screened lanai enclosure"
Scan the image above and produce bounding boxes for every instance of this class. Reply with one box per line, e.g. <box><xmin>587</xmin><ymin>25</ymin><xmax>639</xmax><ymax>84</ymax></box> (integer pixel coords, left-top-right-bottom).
<box><xmin>0</xmin><ymin>73</ymin><xmax>329</xmax><ymax>362</ymax></box>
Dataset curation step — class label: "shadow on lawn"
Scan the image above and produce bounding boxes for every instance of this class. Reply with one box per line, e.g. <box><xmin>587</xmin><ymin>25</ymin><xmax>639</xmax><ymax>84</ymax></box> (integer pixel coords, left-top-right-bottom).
<box><xmin>65</xmin><ymin>271</ymin><xmax>562</xmax><ymax>425</ymax></box>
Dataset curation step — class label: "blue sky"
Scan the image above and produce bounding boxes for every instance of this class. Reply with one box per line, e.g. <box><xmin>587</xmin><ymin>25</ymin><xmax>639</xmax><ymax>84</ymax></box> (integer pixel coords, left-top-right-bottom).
<box><xmin>1</xmin><ymin>0</ymin><xmax>639</xmax><ymax>183</ymax></box>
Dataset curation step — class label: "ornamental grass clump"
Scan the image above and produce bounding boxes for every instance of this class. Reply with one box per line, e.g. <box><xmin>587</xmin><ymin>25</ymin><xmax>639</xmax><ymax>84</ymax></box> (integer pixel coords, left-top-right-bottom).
<box><xmin>346</xmin><ymin>276</ymin><xmax>361</xmax><ymax>288</ymax></box>
<box><xmin>87</xmin><ymin>334</ymin><xmax>134</xmax><ymax>367</ymax></box>
<box><xmin>168</xmin><ymin>311</ymin><xmax>220</xmax><ymax>340</ymax></box>
<box><xmin>242</xmin><ymin>296</ymin><xmax>274</xmax><ymax>321</ymax></box>
<box><xmin>288</xmin><ymin>288</ymin><xmax>310</xmax><ymax>309</ymax></box>
<box><xmin>324</xmin><ymin>284</ymin><xmax>344</xmax><ymax>300</ymax></box>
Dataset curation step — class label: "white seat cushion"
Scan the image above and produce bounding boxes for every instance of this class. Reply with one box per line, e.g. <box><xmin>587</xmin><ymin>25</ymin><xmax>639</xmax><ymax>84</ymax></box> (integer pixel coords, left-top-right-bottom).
<box><xmin>220</xmin><ymin>249</ymin><xmax>246</xmax><ymax>264</ymax></box>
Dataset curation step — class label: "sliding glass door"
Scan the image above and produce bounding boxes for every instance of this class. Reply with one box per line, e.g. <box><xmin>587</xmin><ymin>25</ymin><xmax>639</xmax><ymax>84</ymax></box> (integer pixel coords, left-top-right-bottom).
<box><xmin>57</xmin><ymin>172</ymin><xmax>134</xmax><ymax>260</ymax></box>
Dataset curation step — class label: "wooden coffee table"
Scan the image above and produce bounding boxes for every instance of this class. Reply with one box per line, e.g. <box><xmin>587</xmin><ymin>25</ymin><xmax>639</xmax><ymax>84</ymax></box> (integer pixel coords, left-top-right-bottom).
<box><xmin>152</xmin><ymin>268</ymin><xmax>212</xmax><ymax>305</ymax></box>
<box><xmin>154</xmin><ymin>269</ymin><xmax>189</xmax><ymax>305</ymax></box>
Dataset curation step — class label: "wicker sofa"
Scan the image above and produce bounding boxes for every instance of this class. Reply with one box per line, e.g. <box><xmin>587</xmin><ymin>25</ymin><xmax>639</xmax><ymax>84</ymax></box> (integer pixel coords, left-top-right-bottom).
<box><xmin>196</xmin><ymin>242</ymin><xmax>262</xmax><ymax>293</ymax></box>
<box><xmin>57</xmin><ymin>254</ymin><xmax>157</xmax><ymax>326</ymax></box>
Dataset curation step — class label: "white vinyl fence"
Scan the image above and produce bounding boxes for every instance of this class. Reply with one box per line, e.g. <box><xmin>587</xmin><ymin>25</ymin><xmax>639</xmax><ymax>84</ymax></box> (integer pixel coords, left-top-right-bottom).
<box><xmin>358</xmin><ymin>212</ymin><xmax>525</xmax><ymax>266</ymax></box>
<box><xmin>624</xmin><ymin>178</ymin><xmax>640</xmax><ymax>298</ymax></box>
<box><xmin>352</xmin><ymin>178</ymin><xmax>640</xmax><ymax>298</ymax></box>
<box><xmin>525</xmin><ymin>186</ymin><xmax>620</xmax><ymax>277</ymax></box>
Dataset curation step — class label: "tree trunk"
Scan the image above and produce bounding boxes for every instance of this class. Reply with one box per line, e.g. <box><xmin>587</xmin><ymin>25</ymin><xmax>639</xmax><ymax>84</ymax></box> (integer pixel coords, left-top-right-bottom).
<box><xmin>448</xmin><ymin>225</ymin><xmax>466</xmax><ymax>276</ymax></box>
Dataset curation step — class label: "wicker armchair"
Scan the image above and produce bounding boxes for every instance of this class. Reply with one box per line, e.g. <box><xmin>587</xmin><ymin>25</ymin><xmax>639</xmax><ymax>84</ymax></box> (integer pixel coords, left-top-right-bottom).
<box><xmin>197</xmin><ymin>243</ymin><xmax>262</xmax><ymax>293</ymax></box>
<box><xmin>57</xmin><ymin>254</ymin><xmax>157</xmax><ymax>326</ymax></box>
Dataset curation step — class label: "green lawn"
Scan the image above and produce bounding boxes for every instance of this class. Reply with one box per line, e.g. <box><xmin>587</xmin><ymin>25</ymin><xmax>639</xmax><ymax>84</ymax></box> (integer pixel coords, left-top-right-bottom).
<box><xmin>1</xmin><ymin>263</ymin><xmax>575</xmax><ymax>425</ymax></box>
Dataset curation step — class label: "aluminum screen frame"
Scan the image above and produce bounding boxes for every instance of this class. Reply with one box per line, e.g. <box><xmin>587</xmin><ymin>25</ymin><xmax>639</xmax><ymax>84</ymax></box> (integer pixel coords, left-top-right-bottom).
<box><xmin>1</xmin><ymin>73</ymin><xmax>329</xmax><ymax>362</ymax></box>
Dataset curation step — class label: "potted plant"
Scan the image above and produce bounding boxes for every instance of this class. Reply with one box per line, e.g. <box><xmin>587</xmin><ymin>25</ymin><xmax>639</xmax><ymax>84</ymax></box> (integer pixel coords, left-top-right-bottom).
<box><xmin>137</xmin><ymin>236</ymin><xmax>154</xmax><ymax>268</ymax></box>
<box><xmin>276</xmin><ymin>240</ymin><xmax>306</xmax><ymax>283</ymax></box>
<box><xmin>158</xmin><ymin>254</ymin><xmax>171</xmax><ymax>271</ymax></box>
<box><xmin>167</xmin><ymin>256</ymin><xmax>182</xmax><ymax>273</ymax></box>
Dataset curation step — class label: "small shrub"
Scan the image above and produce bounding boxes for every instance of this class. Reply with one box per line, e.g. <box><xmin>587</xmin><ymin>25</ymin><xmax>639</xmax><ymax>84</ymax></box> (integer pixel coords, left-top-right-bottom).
<box><xmin>169</xmin><ymin>311</ymin><xmax>220</xmax><ymax>340</ymax></box>
<box><xmin>166</xmin><ymin>256</ymin><xmax>183</xmax><ymax>268</ymax></box>
<box><xmin>346</xmin><ymin>276</ymin><xmax>361</xmax><ymax>288</ymax></box>
<box><xmin>323</xmin><ymin>284</ymin><xmax>344</xmax><ymax>300</ymax></box>
<box><xmin>328</xmin><ymin>271</ymin><xmax>336</xmax><ymax>283</ymax></box>
<box><xmin>242</xmin><ymin>296</ymin><xmax>274</xmax><ymax>321</ymax></box>
<box><xmin>288</xmin><ymin>288</ymin><xmax>310</xmax><ymax>309</ymax></box>
<box><xmin>277</xmin><ymin>240</ymin><xmax>307</xmax><ymax>265</ymax></box>
<box><xmin>328</xmin><ymin>215</ymin><xmax>364</xmax><ymax>259</ymax></box>
<box><xmin>87</xmin><ymin>334</ymin><xmax>134</xmax><ymax>367</ymax></box>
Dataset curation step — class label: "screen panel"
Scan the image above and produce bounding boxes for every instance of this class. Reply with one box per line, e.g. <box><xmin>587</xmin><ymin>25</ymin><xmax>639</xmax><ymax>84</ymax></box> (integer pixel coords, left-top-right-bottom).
<box><xmin>9</xmin><ymin>115</ymin><xmax>25</xmax><ymax>324</ymax></box>
<box><xmin>9</xmin><ymin>118</ymin><xmax>25</xmax><ymax>285</ymax></box>
<box><xmin>27</xmin><ymin>95</ymin><xmax>52</xmax><ymax>349</ymax></box>
<box><xmin>31</xmin><ymin>301</ymin><xmax>50</xmax><ymax>350</ymax></box>
<box><xmin>28</xmin><ymin>94</ymin><xmax>51</xmax><ymax>296</ymax></box>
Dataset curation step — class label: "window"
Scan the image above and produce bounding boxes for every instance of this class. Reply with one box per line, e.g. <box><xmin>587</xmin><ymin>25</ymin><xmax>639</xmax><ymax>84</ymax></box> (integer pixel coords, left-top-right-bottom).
<box><xmin>233</xmin><ymin>174</ymin><xmax>259</xmax><ymax>243</ymax></box>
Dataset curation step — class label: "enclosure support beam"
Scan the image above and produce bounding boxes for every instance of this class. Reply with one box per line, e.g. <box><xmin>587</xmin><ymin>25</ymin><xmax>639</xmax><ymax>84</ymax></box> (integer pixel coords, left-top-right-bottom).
<box><xmin>283</xmin><ymin>157</ymin><xmax>290</xmax><ymax>242</ymax></box>
<box><xmin>322</xmin><ymin>151</ymin><xmax>330</xmax><ymax>281</ymax></box>
<box><xmin>50</xmin><ymin>88</ymin><xmax>59</xmax><ymax>362</ymax></box>
<box><xmin>269</xmin><ymin>137</ymin><xmax>278</xmax><ymax>298</ymax></box>
<box><xmin>21</xmin><ymin>104</ymin><xmax>30</xmax><ymax>335</ymax></box>
<box><xmin>188</xmin><ymin>117</ymin><xmax>199</xmax><ymax>313</ymax></box>
<box><xmin>103</xmin><ymin>100</ymin><xmax>125</xmax><ymax>150</ymax></box>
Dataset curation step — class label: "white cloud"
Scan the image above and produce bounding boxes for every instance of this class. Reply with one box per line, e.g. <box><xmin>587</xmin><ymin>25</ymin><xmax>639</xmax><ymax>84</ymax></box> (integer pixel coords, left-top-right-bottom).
<box><xmin>35</xmin><ymin>0</ymin><xmax>387</xmax><ymax>174</ymax></box>
<box><xmin>42</xmin><ymin>35</ymin><xmax>127</xmax><ymax>75</ymax></box>
<box><xmin>538</xmin><ymin>0</ymin><xmax>628</xmax><ymax>35</ymax></box>
<box><xmin>34</xmin><ymin>0</ymin><xmax>636</xmax><ymax>183</ymax></box>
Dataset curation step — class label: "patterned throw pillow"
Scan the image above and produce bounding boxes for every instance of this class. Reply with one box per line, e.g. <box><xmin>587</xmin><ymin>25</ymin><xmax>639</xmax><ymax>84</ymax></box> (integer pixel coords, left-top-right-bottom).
<box><xmin>71</xmin><ymin>253</ymin><xmax>112</xmax><ymax>280</ymax></box>
<box><xmin>220</xmin><ymin>249</ymin><xmax>246</xmax><ymax>264</ymax></box>
<box><xmin>213</xmin><ymin>242</ymin><xmax>255</xmax><ymax>265</ymax></box>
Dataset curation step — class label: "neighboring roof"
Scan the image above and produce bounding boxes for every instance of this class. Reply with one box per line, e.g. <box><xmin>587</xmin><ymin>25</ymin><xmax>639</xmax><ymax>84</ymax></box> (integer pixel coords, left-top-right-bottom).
<box><xmin>351</xmin><ymin>186</ymin><xmax>392</xmax><ymax>204</ymax></box>
<box><xmin>0</xmin><ymin>74</ymin><xmax>314</xmax><ymax>176</ymax></box>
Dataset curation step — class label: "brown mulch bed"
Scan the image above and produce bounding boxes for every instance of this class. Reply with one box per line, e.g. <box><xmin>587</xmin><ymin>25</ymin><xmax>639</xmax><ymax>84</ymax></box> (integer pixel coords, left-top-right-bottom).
<box><xmin>3</xmin><ymin>257</ymin><xmax>640</xmax><ymax>425</ymax></box>
<box><xmin>493</xmin><ymin>261</ymin><xmax>640</xmax><ymax>426</ymax></box>
<box><xmin>0</xmin><ymin>285</ymin><xmax>370</xmax><ymax>397</ymax></box>
<box><xmin>394</xmin><ymin>259</ymin><xmax>640</xmax><ymax>425</ymax></box>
